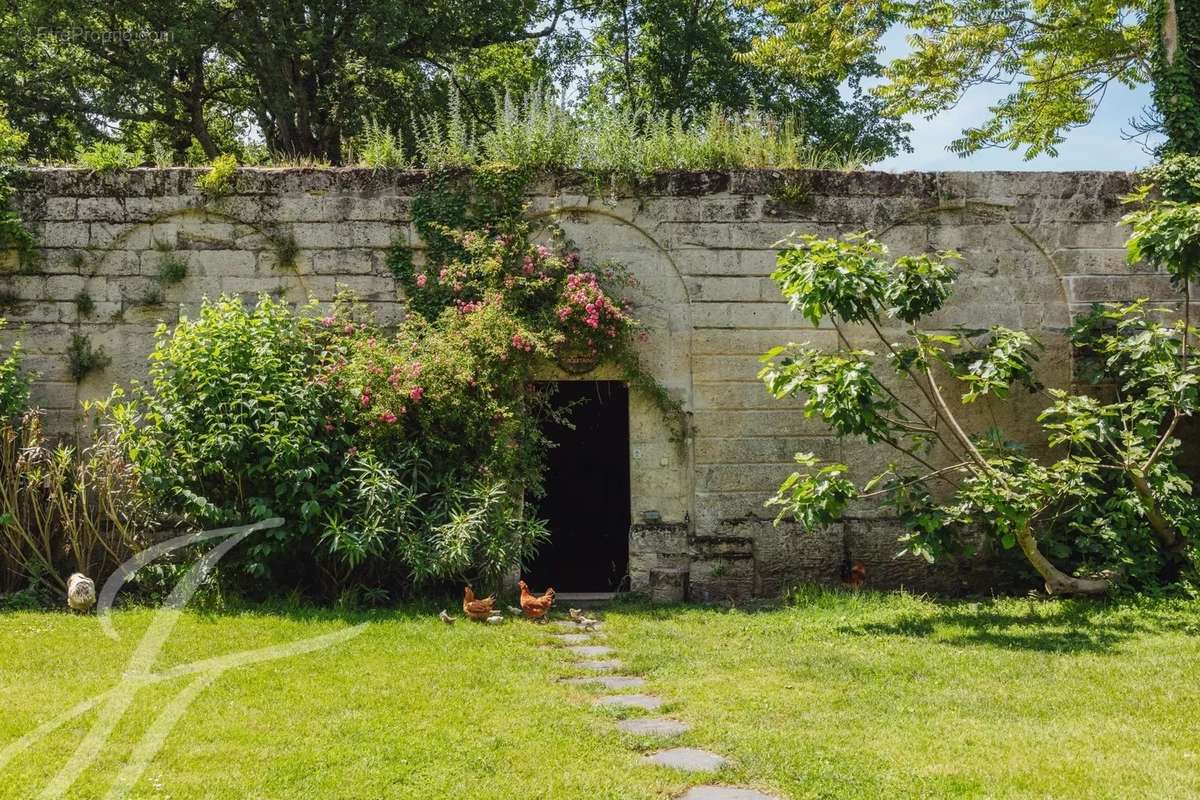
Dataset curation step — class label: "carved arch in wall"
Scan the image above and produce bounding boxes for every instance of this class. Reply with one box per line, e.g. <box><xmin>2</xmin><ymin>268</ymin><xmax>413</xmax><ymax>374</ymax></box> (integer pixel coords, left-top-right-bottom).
<box><xmin>530</xmin><ymin>204</ymin><xmax>695</xmax><ymax>530</ymax></box>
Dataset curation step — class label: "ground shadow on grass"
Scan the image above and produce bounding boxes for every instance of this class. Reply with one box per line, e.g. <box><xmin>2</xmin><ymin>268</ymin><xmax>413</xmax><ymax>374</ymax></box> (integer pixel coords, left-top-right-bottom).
<box><xmin>205</xmin><ymin>594</ymin><xmax>464</xmax><ymax>627</ymax></box>
<box><xmin>604</xmin><ymin>587</ymin><xmax>1200</xmax><ymax>655</ymax></box>
<box><xmin>836</xmin><ymin>598</ymin><xmax>1200</xmax><ymax>654</ymax></box>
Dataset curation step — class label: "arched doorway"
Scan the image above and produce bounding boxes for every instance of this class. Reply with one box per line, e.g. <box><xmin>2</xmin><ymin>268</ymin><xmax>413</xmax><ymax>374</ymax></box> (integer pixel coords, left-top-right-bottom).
<box><xmin>524</xmin><ymin>380</ymin><xmax>632</xmax><ymax>593</ymax></box>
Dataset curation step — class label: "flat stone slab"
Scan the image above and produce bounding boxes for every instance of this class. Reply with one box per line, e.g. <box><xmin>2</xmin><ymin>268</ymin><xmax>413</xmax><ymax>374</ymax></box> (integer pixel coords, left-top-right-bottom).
<box><xmin>575</xmin><ymin>659</ymin><xmax>622</xmax><ymax>671</ymax></box>
<box><xmin>567</xmin><ymin>645</ymin><xmax>616</xmax><ymax>657</ymax></box>
<box><xmin>643</xmin><ymin>747</ymin><xmax>728</xmax><ymax>772</ymax></box>
<box><xmin>617</xmin><ymin>717</ymin><xmax>689</xmax><ymax>736</ymax></box>
<box><xmin>563</xmin><ymin>675</ymin><xmax>646</xmax><ymax>689</ymax></box>
<box><xmin>594</xmin><ymin>694</ymin><xmax>663</xmax><ymax>710</ymax></box>
<box><xmin>552</xmin><ymin>633</ymin><xmax>596</xmax><ymax>644</ymax></box>
<box><xmin>678</xmin><ymin>788</ymin><xmax>780</xmax><ymax>800</ymax></box>
<box><xmin>552</xmin><ymin>620</ymin><xmax>603</xmax><ymax>631</ymax></box>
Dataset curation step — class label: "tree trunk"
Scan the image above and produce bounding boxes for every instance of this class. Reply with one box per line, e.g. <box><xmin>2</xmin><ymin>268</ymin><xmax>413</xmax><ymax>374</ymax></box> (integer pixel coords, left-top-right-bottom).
<box><xmin>1014</xmin><ymin>523</ymin><xmax>1110</xmax><ymax>596</ymax></box>
<box><xmin>185</xmin><ymin>57</ymin><xmax>218</xmax><ymax>160</ymax></box>
<box><xmin>1128</xmin><ymin>469</ymin><xmax>1182</xmax><ymax>552</ymax></box>
<box><xmin>1154</xmin><ymin>0</ymin><xmax>1200</xmax><ymax>154</ymax></box>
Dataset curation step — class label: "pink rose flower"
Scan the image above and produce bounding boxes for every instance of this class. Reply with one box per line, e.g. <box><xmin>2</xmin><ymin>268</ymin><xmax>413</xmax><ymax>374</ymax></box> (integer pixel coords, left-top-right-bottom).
<box><xmin>416</xmin><ymin>274</ymin><xmax>427</xmax><ymax>288</ymax></box>
<box><xmin>409</xmin><ymin>386</ymin><xmax>424</xmax><ymax>402</ymax></box>
<box><xmin>380</xmin><ymin>410</ymin><xmax>397</xmax><ymax>424</ymax></box>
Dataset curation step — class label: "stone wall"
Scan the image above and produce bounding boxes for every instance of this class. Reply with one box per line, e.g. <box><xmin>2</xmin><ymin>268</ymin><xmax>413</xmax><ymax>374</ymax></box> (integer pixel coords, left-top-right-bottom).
<box><xmin>1</xmin><ymin>167</ymin><xmax>1156</xmax><ymax>598</ymax></box>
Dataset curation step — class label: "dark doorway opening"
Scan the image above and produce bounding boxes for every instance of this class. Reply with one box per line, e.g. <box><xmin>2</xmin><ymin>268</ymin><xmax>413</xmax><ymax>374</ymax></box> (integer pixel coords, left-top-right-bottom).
<box><xmin>526</xmin><ymin>381</ymin><xmax>631</xmax><ymax>593</ymax></box>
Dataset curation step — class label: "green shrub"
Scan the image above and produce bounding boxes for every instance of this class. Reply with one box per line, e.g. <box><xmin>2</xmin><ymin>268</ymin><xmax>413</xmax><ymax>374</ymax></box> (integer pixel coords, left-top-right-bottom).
<box><xmin>75</xmin><ymin>141</ymin><xmax>144</xmax><ymax>171</ymax></box>
<box><xmin>480</xmin><ymin>86</ymin><xmax>577</xmax><ymax>171</ymax></box>
<box><xmin>196</xmin><ymin>154</ymin><xmax>238</xmax><ymax>199</ymax></box>
<box><xmin>150</xmin><ymin>141</ymin><xmax>174</xmax><ymax>168</ymax></box>
<box><xmin>155</xmin><ymin>251</ymin><xmax>188</xmax><ymax>284</ymax></box>
<box><xmin>0</xmin><ymin>406</ymin><xmax>152</xmax><ymax>595</ymax></box>
<box><xmin>0</xmin><ymin>320</ymin><xmax>30</xmax><ymax>419</ymax></box>
<box><xmin>66</xmin><ymin>332</ymin><xmax>110</xmax><ymax>380</ymax></box>
<box><xmin>112</xmin><ymin>293</ymin><xmax>553</xmax><ymax>593</ymax></box>
<box><xmin>113</xmin><ymin>296</ymin><xmax>334</xmax><ymax>564</ymax></box>
<box><xmin>413</xmin><ymin>90</ymin><xmax>478</xmax><ymax>170</ymax></box>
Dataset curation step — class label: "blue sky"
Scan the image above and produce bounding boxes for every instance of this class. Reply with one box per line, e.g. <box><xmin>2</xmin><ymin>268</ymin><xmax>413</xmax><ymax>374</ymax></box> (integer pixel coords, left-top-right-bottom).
<box><xmin>873</xmin><ymin>27</ymin><xmax>1160</xmax><ymax>172</ymax></box>
<box><xmin>876</xmin><ymin>81</ymin><xmax>1159</xmax><ymax>172</ymax></box>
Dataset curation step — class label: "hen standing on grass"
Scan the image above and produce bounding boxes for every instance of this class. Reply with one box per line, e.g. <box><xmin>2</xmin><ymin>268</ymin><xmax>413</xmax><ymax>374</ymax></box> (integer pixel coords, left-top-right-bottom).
<box><xmin>66</xmin><ymin>573</ymin><xmax>96</xmax><ymax>613</ymax></box>
<box><xmin>842</xmin><ymin>562</ymin><xmax>867</xmax><ymax>591</ymax></box>
<box><xmin>463</xmin><ymin>587</ymin><xmax>496</xmax><ymax>621</ymax></box>
<box><xmin>518</xmin><ymin>580</ymin><xmax>555</xmax><ymax>621</ymax></box>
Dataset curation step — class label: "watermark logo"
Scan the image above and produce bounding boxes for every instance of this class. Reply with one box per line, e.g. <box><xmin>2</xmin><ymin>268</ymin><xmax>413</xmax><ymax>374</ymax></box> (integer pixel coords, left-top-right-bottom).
<box><xmin>18</xmin><ymin>28</ymin><xmax>174</xmax><ymax>44</ymax></box>
<box><xmin>0</xmin><ymin>518</ymin><xmax>368</xmax><ymax>799</ymax></box>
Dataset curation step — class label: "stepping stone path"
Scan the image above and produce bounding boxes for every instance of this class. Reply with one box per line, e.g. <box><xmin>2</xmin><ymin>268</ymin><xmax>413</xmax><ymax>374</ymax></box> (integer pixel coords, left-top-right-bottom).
<box><xmin>643</xmin><ymin>747</ymin><xmax>728</xmax><ymax>772</ymax></box>
<box><xmin>546</xmin><ymin>615</ymin><xmax>779</xmax><ymax>799</ymax></box>
<box><xmin>594</xmin><ymin>693</ymin><xmax>663</xmax><ymax>710</ymax></box>
<box><xmin>679</xmin><ymin>789</ymin><xmax>780</xmax><ymax>800</ymax></box>
<box><xmin>553</xmin><ymin>633</ymin><xmax>596</xmax><ymax>645</ymax></box>
<box><xmin>567</xmin><ymin>645</ymin><xmax>616</xmax><ymax>657</ymax></box>
<box><xmin>552</xmin><ymin>620</ymin><xmax>602</xmax><ymax>631</ymax></box>
<box><xmin>563</xmin><ymin>675</ymin><xmax>646</xmax><ymax>689</ymax></box>
<box><xmin>617</xmin><ymin>717</ymin><xmax>689</xmax><ymax>736</ymax></box>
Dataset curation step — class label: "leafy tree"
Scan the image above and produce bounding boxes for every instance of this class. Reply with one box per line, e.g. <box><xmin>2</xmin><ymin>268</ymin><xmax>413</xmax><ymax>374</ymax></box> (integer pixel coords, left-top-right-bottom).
<box><xmin>739</xmin><ymin>0</ymin><xmax>1188</xmax><ymax>159</ymax></box>
<box><xmin>1152</xmin><ymin>0</ymin><xmax>1200</xmax><ymax>154</ymax></box>
<box><xmin>759</xmin><ymin>159</ymin><xmax>1200</xmax><ymax>594</ymax></box>
<box><xmin>2</xmin><ymin>0</ymin><xmax>563</xmax><ymax>163</ymax></box>
<box><xmin>0</xmin><ymin>106</ymin><xmax>27</xmax><ymax>165</ymax></box>
<box><xmin>579</xmin><ymin>0</ymin><xmax>911</xmax><ymax>158</ymax></box>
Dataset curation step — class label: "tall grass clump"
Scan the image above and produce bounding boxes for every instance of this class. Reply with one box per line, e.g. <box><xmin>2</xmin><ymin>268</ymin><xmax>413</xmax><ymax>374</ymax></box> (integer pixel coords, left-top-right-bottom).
<box><xmin>354</xmin><ymin>119</ymin><xmax>408</xmax><ymax>169</ymax></box>
<box><xmin>412</xmin><ymin>90</ymin><xmax>478</xmax><ymax>170</ymax></box>
<box><xmin>404</xmin><ymin>88</ymin><xmax>870</xmax><ymax>176</ymax></box>
<box><xmin>481</xmin><ymin>87</ymin><xmax>578</xmax><ymax>171</ymax></box>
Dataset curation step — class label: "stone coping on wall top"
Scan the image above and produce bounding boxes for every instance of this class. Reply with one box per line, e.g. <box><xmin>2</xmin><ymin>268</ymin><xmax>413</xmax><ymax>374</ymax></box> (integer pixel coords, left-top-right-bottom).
<box><xmin>13</xmin><ymin>166</ymin><xmax>1137</xmax><ymax>200</ymax></box>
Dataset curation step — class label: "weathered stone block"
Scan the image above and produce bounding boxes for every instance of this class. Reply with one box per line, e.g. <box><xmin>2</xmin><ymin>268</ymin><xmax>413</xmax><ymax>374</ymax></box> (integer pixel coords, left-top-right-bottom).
<box><xmin>689</xmin><ymin>535</ymin><xmax>755</xmax><ymax>602</ymax></box>
<box><xmin>648</xmin><ymin>567</ymin><xmax>688</xmax><ymax>604</ymax></box>
<box><xmin>44</xmin><ymin>198</ymin><xmax>78</xmax><ymax>220</ymax></box>
<box><xmin>40</xmin><ymin>221</ymin><xmax>91</xmax><ymax>248</ymax></box>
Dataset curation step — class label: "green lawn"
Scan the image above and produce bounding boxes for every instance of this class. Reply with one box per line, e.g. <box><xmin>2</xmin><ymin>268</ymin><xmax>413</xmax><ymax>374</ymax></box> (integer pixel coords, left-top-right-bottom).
<box><xmin>1</xmin><ymin>589</ymin><xmax>1198</xmax><ymax>799</ymax></box>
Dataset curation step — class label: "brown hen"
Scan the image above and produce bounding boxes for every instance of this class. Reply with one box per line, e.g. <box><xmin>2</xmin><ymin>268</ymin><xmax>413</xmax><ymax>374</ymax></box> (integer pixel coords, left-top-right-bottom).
<box><xmin>842</xmin><ymin>562</ymin><xmax>866</xmax><ymax>590</ymax></box>
<box><xmin>518</xmin><ymin>580</ymin><xmax>555</xmax><ymax>620</ymax></box>
<box><xmin>463</xmin><ymin>586</ymin><xmax>496</xmax><ymax>621</ymax></box>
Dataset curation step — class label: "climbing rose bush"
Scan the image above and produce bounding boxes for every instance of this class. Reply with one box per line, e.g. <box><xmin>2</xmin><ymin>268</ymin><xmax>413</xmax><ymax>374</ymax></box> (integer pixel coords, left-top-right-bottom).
<box><xmin>112</xmin><ymin>294</ymin><xmax>551</xmax><ymax>597</ymax></box>
<box><xmin>396</xmin><ymin>217</ymin><xmax>637</xmax><ymax>364</ymax></box>
<box><xmin>117</xmin><ymin>165</ymin><xmax>658</xmax><ymax>599</ymax></box>
<box><xmin>556</xmin><ymin>270</ymin><xmax>633</xmax><ymax>359</ymax></box>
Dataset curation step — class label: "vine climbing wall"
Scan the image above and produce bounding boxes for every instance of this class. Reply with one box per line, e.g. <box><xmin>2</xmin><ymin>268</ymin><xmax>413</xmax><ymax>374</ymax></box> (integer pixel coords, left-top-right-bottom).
<box><xmin>1</xmin><ymin>167</ymin><xmax>1159</xmax><ymax>596</ymax></box>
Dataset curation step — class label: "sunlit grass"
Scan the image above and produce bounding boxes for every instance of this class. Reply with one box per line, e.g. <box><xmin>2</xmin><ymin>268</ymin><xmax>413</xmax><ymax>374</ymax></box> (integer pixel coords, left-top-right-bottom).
<box><xmin>604</xmin><ymin>588</ymin><xmax>1200</xmax><ymax>799</ymax></box>
<box><xmin>2</xmin><ymin>589</ymin><xmax>1198</xmax><ymax>799</ymax></box>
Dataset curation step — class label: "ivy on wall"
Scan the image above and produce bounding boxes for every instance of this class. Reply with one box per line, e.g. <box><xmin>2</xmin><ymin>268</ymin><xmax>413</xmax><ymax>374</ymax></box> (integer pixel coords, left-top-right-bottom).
<box><xmin>1153</xmin><ymin>0</ymin><xmax>1200</xmax><ymax>155</ymax></box>
<box><xmin>389</xmin><ymin>165</ymin><xmax>687</xmax><ymax>440</ymax></box>
<box><xmin>0</xmin><ymin>168</ymin><xmax>34</xmax><ymax>269</ymax></box>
